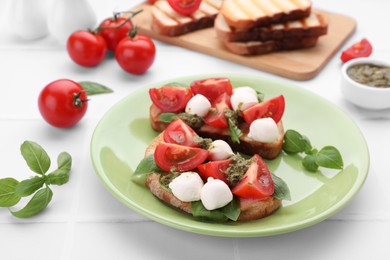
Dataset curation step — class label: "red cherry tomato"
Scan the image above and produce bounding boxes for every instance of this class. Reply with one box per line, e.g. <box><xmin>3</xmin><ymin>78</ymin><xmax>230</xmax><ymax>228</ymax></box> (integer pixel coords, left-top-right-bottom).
<box><xmin>204</xmin><ymin>93</ymin><xmax>232</xmax><ymax>128</ymax></box>
<box><xmin>154</xmin><ymin>142</ymin><xmax>209</xmax><ymax>172</ymax></box>
<box><xmin>231</xmin><ymin>154</ymin><xmax>274</xmax><ymax>198</ymax></box>
<box><xmin>341</xmin><ymin>38</ymin><xmax>373</xmax><ymax>63</ymax></box>
<box><xmin>149</xmin><ymin>85</ymin><xmax>192</xmax><ymax>112</ymax></box>
<box><xmin>190</xmin><ymin>78</ymin><xmax>233</xmax><ymax>103</ymax></box>
<box><xmin>67</xmin><ymin>31</ymin><xmax>107</xmax><ymax>67</ymax></box>
<box><xmin>115</xmin><ymin>34</ymin><xmax>156</xmax><ymax>75</ymax></box>
<box><xmin>38</xmin><ymin>79</ymin><xmax>88</xmax><ymax>128</ymax></box>
<box><xmin>241</xmin><ymin>95</ymin><xmax>285</xmax><ymax>126</ymax></box>
<box><xmin>167</xmin><ymin>0</ymin><xmax>202</xmax><ymax>16</ymax></box>
<box><xmin>98</xmin><ymin>16</ymin><xmax>133</xmax><ymax>51</ymax></box>
<box><xmin>197</xmin><ymin>159</ymin><xmax>231</xmax><ymax>184</ymax></box>
<box><xmin>163</xmin><ymin>119</ymin><xmax>199</xmax><ymax>147</ymax></box>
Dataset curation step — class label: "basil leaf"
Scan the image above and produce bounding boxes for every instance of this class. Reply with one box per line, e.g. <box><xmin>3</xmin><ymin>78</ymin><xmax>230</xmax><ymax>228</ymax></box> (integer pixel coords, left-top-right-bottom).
<box><xmin>158</xmin><ymin>113</ymin><xmax>177</xmax><ymax>123</ymax></box>
<box><xmin>78</xmin><ymin>81</ymin><xmax>113</xmax><ymax>95</ymax></box>
<box><xmin>15</xmin><ymin>176</ymin><xmax>44</xmax><ymax>197</ymax></box>
<box><xmin>46</xmin><ymin>152</ymin><xmax>72</xmax><ymax>186</ymax></box>
<box><xmin>228</xmin><ymin>118</ymin><xmax>242</xmax><ymax>144</ymax></box>
<box><xmin>256</xmin><ymin>90</ymin><xmax>264</xmax><ymax>102</ymax></box>
<box><xmin>131</xmin><ymin>154</ymin><xmax>163</xmax><ymax>184</ymax></box>
<box><xmin>20</xmin><ymin>141</ymin><xmax>51</xmax><ymax>175</ymax></box>
<box><xmin>316</xmin><ymin>146</ymin><xmax>344</xmax><ymax>169</ymax></box>
<box><xmin>219</xmin><ymin>197</ymin><xmax>240</xmax><ymax>221</ymax></box>
<box><xmin>11</xmin><ymin>187</ymin><xmax>53</xmax><ymax>218</ymax></box>
<box><xmin>302</xmin><ymin>154</ymin><xmax>319</xmax><ymax>172</ymax></box>
<box><xmin>271</xmin><ymin>173</ymin><xmax>291</xmax><ymax>200</ymax></box>
<box><xmin>163</xmin><ymin>82</ymin><xmax>188</xmax><ymax>87</ymax></box>
<box><xmin>283</xmin><ymin>129</ymin><xmax>312</xmax><ymax>154</ymax></box>
<box><xmin>191</xmin><ymin>201</ymin><xmax>228</xmax><ymax>222</ymax></box>
<box><xmin>0</xmin><ymin>178</ymin><xmax>21</xmax><ymax>207</ymax></box>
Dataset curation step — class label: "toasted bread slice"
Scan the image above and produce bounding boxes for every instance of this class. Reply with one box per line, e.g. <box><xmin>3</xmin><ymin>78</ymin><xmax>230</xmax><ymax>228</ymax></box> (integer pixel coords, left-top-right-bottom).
<box><xmin>220</xmin><ymin>0</ymin><xmax>312</xmax><ymax>30</ymax></box>
<box><xmin>144</xmin><ymin>134</ymin><xmax>282</xmax><ymax>222</ymax></box>
<box><xmin>149</xmin><ymin>104</ymin><xmax>284</xmax><ymax>160</ymax></box>
<box><xmin>215</xmin><ymin>12</ymin><xmax>327</xmax><ymax>42</ymax></box>
<box><xmin>222</xmin><ymin>36</ymin><xmax>319</xmax><ymax>55</ymax></box>
<box><xmin>151</xmin><ymin>0</ymin><xmax>222</xmax><ymax>36</ymax></box>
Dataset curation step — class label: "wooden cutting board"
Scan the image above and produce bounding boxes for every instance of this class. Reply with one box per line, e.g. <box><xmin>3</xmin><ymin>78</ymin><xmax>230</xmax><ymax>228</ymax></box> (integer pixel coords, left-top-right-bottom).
<box><xmin>131</xmin><ymin>2</ymin><xmax>356</xmax><ymax>81</ymax></box>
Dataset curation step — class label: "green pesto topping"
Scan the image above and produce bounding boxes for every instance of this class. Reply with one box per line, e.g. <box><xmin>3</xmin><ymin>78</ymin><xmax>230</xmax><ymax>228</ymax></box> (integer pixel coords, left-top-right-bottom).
<box><xmin>177</xmin><ymin>113</ymin><xmax>204</xmax><ymax>129</ymax></box>
<box><xmin>225</xmin><ymin>153</ymin><xmax>250</xmax><ymax>186</ymax></box>
<box><xmin>159</xmin><ymin>172</ymin><xmax>180</xmax><ymax>190</ymax></box>
<box><xmin>194</xmin><ymin>136</ymin><xmax>213</xmax><ymax>150</ymax></box>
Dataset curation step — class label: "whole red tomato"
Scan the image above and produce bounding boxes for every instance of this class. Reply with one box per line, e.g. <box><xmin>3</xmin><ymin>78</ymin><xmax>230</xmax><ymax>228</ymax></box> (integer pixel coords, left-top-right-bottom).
<box><xmin>98</xmin><ymin>16</ymin><xmax>133</xmax><ymax>51</ymax></box>
<box><xmin>38</xmin><ymin>79</ymin><xmax>88</xmax><ymax>128</ymax></box>
<box><xmin>115</xmin><ymin>34</ymin><xmax>156</xmax><ymax>75</ymax></box>
<box><xmin>67</xmin><ymin>31</ymin><xmax>107</xmax><ymax>67</ymax></box>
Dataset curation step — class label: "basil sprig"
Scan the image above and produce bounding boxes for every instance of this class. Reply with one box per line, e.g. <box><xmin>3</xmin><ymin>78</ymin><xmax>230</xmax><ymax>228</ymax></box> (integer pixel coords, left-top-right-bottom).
<box><xmin>0</xmin><ymin>141</ymin><xmax>72</xmax><ymax>218</ymax></box>
<box><xmin>283</xmin><ymin>129</ymin><xmax>344</xmax><ymax>172</ymax></box>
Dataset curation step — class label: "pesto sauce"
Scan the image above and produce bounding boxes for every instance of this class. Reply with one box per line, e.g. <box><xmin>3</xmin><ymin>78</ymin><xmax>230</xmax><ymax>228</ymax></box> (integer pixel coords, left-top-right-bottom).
<box><xmin>159</xmin><ymin>172</ymin><xmax>180</xmax><ymax>190</ymax></box>
<box><xmin>194</xmin><ymin>136</ymin><xmax>213</xmax><ymax>149</ymax></box>
<box><xmin>225</xmin><ymin>154</ymin><xmax>250</xmax><ymax>186</ymax></box>
<box><xmin>347</xmin><ymin>63</ymin><xmax>390</xmax><ymax>88</ymax></box>
<box><xmin>177</xmin><ymin>113</ymin><xmax>204</xmax><ymax>129</ymax></box>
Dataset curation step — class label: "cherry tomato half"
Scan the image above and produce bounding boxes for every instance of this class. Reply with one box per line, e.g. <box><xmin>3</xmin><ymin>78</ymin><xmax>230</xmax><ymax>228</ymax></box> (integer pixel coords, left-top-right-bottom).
<box><xmin>67</xmin><ymin>31</ymin><xmax>107</xmax><ymax>67</ymax></box>
<box><xmin>98</xmin><ymin>16</ymin><xmax>133</xmax><ymax>51</ymax></box>
<box><xmin>204</xmin><ymin>93</ymin><xmax>232</xmax><ymax>128</ymax></box>
<box><xmin>154</xmin><ymin>142</ymin><xmax>209</xmax><ymax>172</ymax></box>
<box><xmin>241</xmin><ymin>95</ymin><xmax>285</xmax><ymax>126</ymax></box>
<box><xmin>38</xmin><ymin>79</ymin><xmax>88</xmax><ymax>128</ymax></box>
<box><xmin>231</xmin><ymin>154</ymin><xmax>274</xmax><ymax>198</ymax></box>
<box><xmin>340</xmin><ymin>38</ymin><xmax>373</xmax><ymax>63</ymax></box>
<box><xmin>115</xmin><ymin>34</ymin><xmax>156</xmax><ymax>75</ymax></box>
<box><xmin>167</xmin><ymin>0</ymin><xmax>202</xmax><ymax>16</ymax></box>
<box><xmin>149</xmin><ymin>85</ymin><xmax>192</xmax><ymax>112</ymax></box>
<box><xmin>190</xmin><ymin>77</ymin><xmax>233</xmax><ymax>103</ymax></box>
<box><xmin>197</xmin><ymin>159</ymin><xmax>231</xmax><ymax>184</ymax></box>
<box><xmin>163</xmin><ymin>119</ymin><xmax>199</xmax><ymax>147</ymax></box>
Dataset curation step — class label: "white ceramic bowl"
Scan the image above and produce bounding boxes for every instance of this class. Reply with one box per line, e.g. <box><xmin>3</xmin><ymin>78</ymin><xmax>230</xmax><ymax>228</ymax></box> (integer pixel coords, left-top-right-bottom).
<box><xmin>340</xmin><ymin>57</ymin><xmax>390</xmax><ymax>110</ymax></box>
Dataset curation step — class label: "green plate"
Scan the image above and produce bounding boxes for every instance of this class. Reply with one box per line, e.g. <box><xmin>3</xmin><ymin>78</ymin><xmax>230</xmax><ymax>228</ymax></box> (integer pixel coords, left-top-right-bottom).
<box><xmin>90</xmin><ymin>74</ymin><xmax>369</xmax><ymax>237</ymax></box>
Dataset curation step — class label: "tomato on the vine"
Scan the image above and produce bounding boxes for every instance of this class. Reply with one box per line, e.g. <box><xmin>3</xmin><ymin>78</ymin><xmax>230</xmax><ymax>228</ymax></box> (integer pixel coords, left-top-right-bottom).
<box><xmin>115</xmin><ymin>33</ymin><xmax>156</xmax><ymax>75</ymax></box>
<box><xmin>38</xmin><ymin>79</ymin><xmax>88</xmax><ymax>128</ymax></box>
<box><xmin>98</xmin><ymin>16</ymin><xmax>133</xmax><ymax>51</ymax></box>
<box><xmin>67</xmin><ymin>30</ymin><xmax>107</xmax><ymax>67</ymax></box>
<box><xmin>167</xmin><ymin>0</ymin><xmax>202</xmax><ymax>16</ymax></box>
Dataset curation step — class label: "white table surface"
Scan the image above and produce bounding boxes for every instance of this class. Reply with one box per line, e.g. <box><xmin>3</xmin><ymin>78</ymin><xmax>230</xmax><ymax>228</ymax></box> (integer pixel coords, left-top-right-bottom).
<box><xmin>1</xmin><ymin>0</ymin><xmax>390</xmax><ymax>259</ymax></box>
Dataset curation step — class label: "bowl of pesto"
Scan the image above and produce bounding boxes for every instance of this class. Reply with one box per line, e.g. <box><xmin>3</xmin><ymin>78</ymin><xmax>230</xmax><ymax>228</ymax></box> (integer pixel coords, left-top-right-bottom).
<box><xmin>341</xmin><ymin>57</ymin><xmax>390</xmax><ymax>109</ymax></box>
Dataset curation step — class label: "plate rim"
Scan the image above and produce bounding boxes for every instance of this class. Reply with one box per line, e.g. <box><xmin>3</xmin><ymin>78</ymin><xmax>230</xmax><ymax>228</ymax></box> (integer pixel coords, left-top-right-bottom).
<box><xmin>90</xmin><ymin>73</ymin><xmax>370</xmax><ymax>237</ymax></box>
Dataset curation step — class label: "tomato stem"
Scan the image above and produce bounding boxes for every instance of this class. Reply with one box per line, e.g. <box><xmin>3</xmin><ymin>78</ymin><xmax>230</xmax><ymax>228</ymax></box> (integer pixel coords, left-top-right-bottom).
<box><xmin>73</xmin><ymin>91</ymin><xmax>89</xmax><ymax>108</ymax></box>
<box><xmin>94</xmin><ymin>9</ymin><xmax>143</xmax><ymax>33</ymax></box>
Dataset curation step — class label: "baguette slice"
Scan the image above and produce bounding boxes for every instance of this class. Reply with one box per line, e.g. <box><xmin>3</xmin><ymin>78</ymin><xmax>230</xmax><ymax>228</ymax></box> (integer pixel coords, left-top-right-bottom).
<box><xmin>149</xmin><ymin>104</ymin><xmax>284</xmax><ymax>160</ymax></box>
<box><xmin>215</xmin><ymin>12</ymin><xmax>328</xmax><ymax>42</ymax></box>
<box><xmin>151</xmin><ymin>0</ymin><xmax>222</xmax><ymax>36</ymax></box>
<box><xmin>144</xmin><ymin>133</ymin><xmax>282</xmax><ymax>222</ymax></box>
<box><xmin>220</xmin><ymin>0</ymin><xmax>312</xmax><ymax>30</ymax></box>
<box><xmin>222</xmin><ymin>36</ymin><xmax>319</xmax><ymax>55</ymax></box>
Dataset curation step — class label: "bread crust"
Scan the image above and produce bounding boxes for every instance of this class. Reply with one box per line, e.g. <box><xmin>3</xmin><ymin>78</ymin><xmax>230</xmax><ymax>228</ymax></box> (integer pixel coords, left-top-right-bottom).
<box><xmin>215</xmin><ymin>12</ymin><xmax>328</xmax><ymax>43</ymax></box>
<box><xmin>144</xmin><ymin>133</ymin><xmax>282</xmax><ymax>222</ymax></box>
<box><xmin>220</xmin><ymin>0</ymin><xmax>312</xmax><ymax>31</ymax></box>
<box><xmin>222</xmin><ymin>36</ymin><xmax>319</xmax><ymax>55</ymax></box>
<box><xmin>151</xmin><ymin>0</ymin><xmax>221</xmax><ymax>36</ymax></box>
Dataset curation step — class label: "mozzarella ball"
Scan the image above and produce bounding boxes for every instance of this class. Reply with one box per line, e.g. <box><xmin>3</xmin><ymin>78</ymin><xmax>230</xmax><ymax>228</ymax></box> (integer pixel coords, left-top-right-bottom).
<box><xmin>233</xmin><ymin>86</ymin><xmax>258</xmax><ymax>97</ymax></box>
<box><xmin>248</xmin><ymin>118</ymin><xmax>280</xmax><ymax>143</ymax></box>
<box><xmin>169</xmin><ymin>172</ymin><xmax>204</xmax><ymax>202</ymax></box>
<box><xmin>201</xmin><ymin>177</ymin><xmax>233</xmax><ymax>210</ymax></box>
<box><xmin>230</xmin><ymin>91</ymin><xmax>258</xmax><ymax>111</ymax></box>
<box><xmin>185</xmin><ymin>94</ymin><xmax>211</xmax><ymax>117</ymax></box>
<box><xmin>208</xmin><ymin>140</ymin><xmax>234</xmax><ymax>161</ymax></box>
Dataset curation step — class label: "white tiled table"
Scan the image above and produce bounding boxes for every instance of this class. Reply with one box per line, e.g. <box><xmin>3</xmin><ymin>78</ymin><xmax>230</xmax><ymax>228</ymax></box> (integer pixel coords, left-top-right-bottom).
<box><xmin>1</xmin><ymin>0</ymin><xmax>389</xmax><ymax>259</ymax></box>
